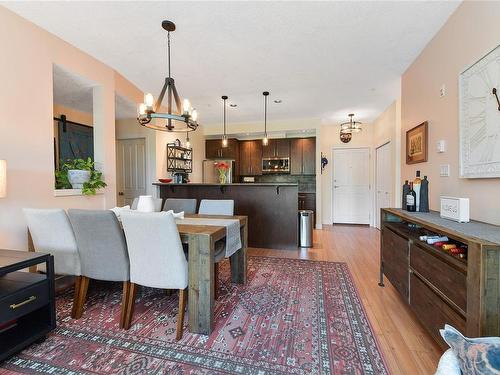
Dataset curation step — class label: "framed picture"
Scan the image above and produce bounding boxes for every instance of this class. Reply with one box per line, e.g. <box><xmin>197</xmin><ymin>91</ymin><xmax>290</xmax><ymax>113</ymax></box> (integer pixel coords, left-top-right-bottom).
<box><xmin>459</xmin><ymin>44</ymin><xmax>500</xmax><ymax>178</ymax></box>
<box><xmin>406</xmin><ymin>121</ymin><xmax>428</xmax><ymax>164</ymax></box>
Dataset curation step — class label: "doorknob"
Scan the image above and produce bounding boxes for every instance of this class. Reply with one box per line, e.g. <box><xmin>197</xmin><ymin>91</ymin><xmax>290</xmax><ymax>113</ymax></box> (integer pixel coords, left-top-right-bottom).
<box><xmin>118</xmin><ymin>192</ymin><xmax>124</xmax><ymax>196</ymax></box>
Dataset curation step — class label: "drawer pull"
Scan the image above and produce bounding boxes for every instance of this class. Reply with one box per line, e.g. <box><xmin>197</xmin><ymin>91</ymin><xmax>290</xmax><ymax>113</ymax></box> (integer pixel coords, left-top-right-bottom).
<box><xmin>10</xmin><ymin>295</ymin><xmax>37</xmax><ymax>309</ymax></box>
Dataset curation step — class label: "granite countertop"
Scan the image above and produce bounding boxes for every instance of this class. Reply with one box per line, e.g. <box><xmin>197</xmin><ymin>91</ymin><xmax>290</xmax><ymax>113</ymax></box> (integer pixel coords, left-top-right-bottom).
<box><xmin>153</xmin><ymin>182</ymin><xmax>298</xmax><ymax>187</ymax></box>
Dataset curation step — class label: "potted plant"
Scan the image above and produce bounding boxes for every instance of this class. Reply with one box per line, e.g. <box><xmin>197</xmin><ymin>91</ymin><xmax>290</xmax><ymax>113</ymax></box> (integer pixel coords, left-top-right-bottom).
<box><xmin>55</xmin><ymin>157</ymin><xmax>107</xmax><ymax>195</ymax></box>
<box><xmin>214</xmin><ymin>161</ymin><xmax>230</xmax><ymax>184</ymax></box>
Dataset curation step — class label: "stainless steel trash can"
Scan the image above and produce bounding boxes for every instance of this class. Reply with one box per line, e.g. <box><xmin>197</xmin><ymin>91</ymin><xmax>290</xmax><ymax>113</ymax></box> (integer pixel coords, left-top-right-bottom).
<box><xmin>299</xmin><ymin>210</ymin><xmax>313</xmax><ymax>248</ymax></box>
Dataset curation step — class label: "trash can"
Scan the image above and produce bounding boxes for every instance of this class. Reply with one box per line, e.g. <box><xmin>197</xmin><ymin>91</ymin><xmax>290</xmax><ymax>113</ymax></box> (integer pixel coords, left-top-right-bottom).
<box><xmin>299</xmin><ymin>210</ymin><xmax>313</xmax><ymax>248</ymax></box>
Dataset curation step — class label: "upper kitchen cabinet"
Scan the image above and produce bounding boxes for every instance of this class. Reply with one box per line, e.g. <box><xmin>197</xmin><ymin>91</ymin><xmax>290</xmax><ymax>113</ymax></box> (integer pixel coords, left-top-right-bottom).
<box><xmin>262</xmin><ymin>139</ymin><xmax>290</xmax><ymax>158</ymax></box>
<box><xmin>290</xmin><ymin>137</ymin><xmax>316</xmax><ymax>175</ymax></box>
<box><xmin>205</xmin><ymin>139</ymin><xmax>239</xmax><ymax>159</ymax></box>
<box><xmin>239</xmin><ymin>140</ymin><xmax>262</xmax><ymax>176</ymax></box>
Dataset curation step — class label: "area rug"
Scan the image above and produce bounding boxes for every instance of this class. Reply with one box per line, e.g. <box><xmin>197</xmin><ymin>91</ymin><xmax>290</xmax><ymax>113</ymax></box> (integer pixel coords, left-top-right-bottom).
<box><xmin>1</xmin><ymin>256</ymin><xmax>388</xmax><ymax>375</ymax></box>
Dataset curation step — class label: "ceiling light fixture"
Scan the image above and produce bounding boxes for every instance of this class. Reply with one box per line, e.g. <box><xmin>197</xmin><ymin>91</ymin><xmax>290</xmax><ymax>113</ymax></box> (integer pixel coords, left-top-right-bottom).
<box><xmin>221</xmin><ymin>95</ymin><xmax>228</xmax><ymax>147</ymax></box>
<box><xmin>137</xmin><ymin>20</ymin><xmax>199</xmax><ymax>132</ymax></box>
<box><xmin>274</xmin><ymin>99</ymin><xmax>282</xmax><ymax>104</ymax></box>
<box><xmin>262</xmin><ymin>91</ymin><xmax>269</xmax><ymax>146</ymax></box>
<box><xmin>229</xmin><ymin>103</ymin><xmax>237</xmax><ymax>108</ymax></box>
<box><xmin>340</xmin><ymin>113</ymin><xmax>362</xmax><ymax>134</ymax></box>
<box><xmin>185</xmin><ymin>132</ymin><xmax>191</xmax><ymax>149</ymax></box>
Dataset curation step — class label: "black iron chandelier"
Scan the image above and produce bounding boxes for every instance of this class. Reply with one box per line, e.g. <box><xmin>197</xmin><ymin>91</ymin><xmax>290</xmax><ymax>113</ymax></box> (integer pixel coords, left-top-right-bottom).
<box><xmin>340</xmin><ymin>113</ymin><xmax>362</xmax><ymax>134</ymax></box>
<box><xmin>221</xmin><ymin>95</ymin><xmax>228</xmax><ymax>147</ymax></box>
<box><xmin>137</xmin><ymin>20</ymin><xmax>199</xmax><ymax>132</ymax></box>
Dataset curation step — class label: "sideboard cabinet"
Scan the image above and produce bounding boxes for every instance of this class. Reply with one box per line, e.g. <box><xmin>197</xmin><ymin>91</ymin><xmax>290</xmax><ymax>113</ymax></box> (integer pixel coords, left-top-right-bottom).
<box><xmin>380</xmin><ymin>208</ymin><xmax>500</xmax><ymax>348</ymax></box>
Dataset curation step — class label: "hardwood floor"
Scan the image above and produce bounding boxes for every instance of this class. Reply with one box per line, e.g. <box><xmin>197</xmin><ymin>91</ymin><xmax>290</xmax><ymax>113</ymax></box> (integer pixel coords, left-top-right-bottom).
<box><xmin>249</xmin><ymin>224</ymin><xmax>443</xmax><ymax>375</ymax></box>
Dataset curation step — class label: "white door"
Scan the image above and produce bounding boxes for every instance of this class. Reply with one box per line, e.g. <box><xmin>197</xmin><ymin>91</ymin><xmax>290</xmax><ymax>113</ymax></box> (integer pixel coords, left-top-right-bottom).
<box><xmin>116</xmin><ymin>138</ymin><xmax>146</xmax><ymax>206</ymax></box>
<box><xmin>332</xmin><ymin>148</ymin><xmax>371</xmax><ymax>224</ymax></box>
<box><xmin>375</xmin><ymin>143</ymin><xmax>392</xmax><ymax>229</ymax></box>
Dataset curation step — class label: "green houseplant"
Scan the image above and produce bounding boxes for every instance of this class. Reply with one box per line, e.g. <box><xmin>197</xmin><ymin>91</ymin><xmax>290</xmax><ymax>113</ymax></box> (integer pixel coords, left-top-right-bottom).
<box><xmin>55</xmin><ymin>157</ymin><xmax>107</xmax><ymax>196</ymax></box>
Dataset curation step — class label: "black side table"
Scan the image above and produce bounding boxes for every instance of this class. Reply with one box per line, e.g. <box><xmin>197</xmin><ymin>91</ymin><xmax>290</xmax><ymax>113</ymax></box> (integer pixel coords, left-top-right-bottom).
<box><xmin>0</xmin><ymin>249</ymin><xmax>56</xmax><ymax>362</ymax></box>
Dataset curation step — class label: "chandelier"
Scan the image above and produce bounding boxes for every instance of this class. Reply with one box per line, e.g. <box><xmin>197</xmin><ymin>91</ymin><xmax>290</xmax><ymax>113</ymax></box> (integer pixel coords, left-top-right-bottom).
<box><xmin>221</xmin><ymin>95</ymin><xmax>228</xmax><ymax>147</ymax></box>
<box><xmin>262</xmin><ymin>91</ymin><xmax>269</xmax><ymax>146</ymax></box>
<box><xmin>137</xmin><ymin>20</ymin><xmax>199</xmax><ymax>132</ymax></box>
<box><xmin>340</xmin><ymin>113</ymin><xmax>362</xmax><ymax>134</ymax></box>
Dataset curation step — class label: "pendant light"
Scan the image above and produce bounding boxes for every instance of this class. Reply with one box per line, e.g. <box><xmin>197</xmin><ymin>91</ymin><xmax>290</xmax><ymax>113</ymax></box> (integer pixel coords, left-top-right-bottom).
<box><xmin>340</xmin><ymin>113</ymin><xmax>362</xmax><ymax>134</ymax></box>
<box><xmin>185</xmin><ymin>131</ymin><xmax>191</xmax><ymax>149</ymax></box>
<box><xmin>262</xmin><ymin>91</ymin><xmax>269</xmax><ymax>146</ymax></box>
<box><xmin>221</xmin><ymin>95</ymin><xmax>228</xmax><ymax>148</ymax></box>
<box><xmin>137</xmin><ymin>20</ymin><xmax>199</xmax><ymax>132</ymax></box>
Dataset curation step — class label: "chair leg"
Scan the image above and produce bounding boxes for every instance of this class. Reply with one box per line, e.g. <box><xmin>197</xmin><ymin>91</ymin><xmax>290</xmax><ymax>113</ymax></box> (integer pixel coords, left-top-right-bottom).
<box><xmin>71</xmin><ymin>276</ymin><xmax>82</xmax><ymax>319</ymax></box>
<box><xmin>214</xmin><ymin>263</ymin><xmax>219</xmax><ymax>300</ymax></box>
<box><xmin>123</xmin><ymin>282</ymin><xmax>137</xmax><ymax>330</ymax></box>
<box><xmin>120</xmin><ymin>281</ymin><xmax>130</xmax><ymax>329</ymax></box>
<box><xmin>74</xmin><ymin>276</ymin><xmax>89</xmax><ymax>319</ymax></box>
<box><xmin>176</xmin><ymin>288</ymin><xmax>187</xmax><ymax>341</ymax></box>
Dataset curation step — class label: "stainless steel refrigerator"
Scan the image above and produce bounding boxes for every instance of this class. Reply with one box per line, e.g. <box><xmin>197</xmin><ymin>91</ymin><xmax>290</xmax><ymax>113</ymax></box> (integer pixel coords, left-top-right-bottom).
<box><xmin>202</xmin><ymin>160</ymin><xmax>235</xmax><ymax>183</ymax></box>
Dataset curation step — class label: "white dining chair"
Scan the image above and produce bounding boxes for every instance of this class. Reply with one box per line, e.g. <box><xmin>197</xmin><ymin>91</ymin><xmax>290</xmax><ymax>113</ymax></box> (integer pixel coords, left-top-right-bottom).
<box><xmin>163</xmin><ymin>198</ymin><xmax>197</xmax><ymax>214</ymax></box>
<box><xmin>23</xmin><ymin>208</ymin><xmax>82</xmax><ymax>318</ymax></box>
<box><xmin>131</xmin><ymin>196</ymin><xmax>163</xmax><ymax>212</ymax></box>
<box><xmin>198</xmin><ymin>199</ymin><xmax>234</xmax><ymax>216</ymax></box>
<box><xmin>121</xmin><ymin>211</ymin><xmax>188</xmax><ymax>340</ymax></box>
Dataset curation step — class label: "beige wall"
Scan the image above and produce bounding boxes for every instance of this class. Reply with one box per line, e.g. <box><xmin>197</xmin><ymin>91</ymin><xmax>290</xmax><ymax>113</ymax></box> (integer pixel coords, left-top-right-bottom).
<box><xmin>0</xmin><ymin>6</ymin><xmax>142</xmax><ymax>250</ymax></box>
<box><xmin>401</xmin><ymin>1</ymin><xmax>500</xmax><ymax>225</ymax></box>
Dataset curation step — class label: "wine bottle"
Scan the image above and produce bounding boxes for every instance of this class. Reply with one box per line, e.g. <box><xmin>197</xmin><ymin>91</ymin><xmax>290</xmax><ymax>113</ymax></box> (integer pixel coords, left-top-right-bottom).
<box><xmin>402</xmin><ymin>180</ymin><xmax>410</xmax><ymax>210</ymax></box>
<box><xmin>413</xmin><ymin>171</ymin><xmax>422</xmax><ymax>211</ymax></box>
<box><xmin>419</xmin><ymin>175</ymin><xmax>429</xmax><ymax>212</ymax></box>
<box><xmin>406</xmin><ymin>182</ymin><xmax>416</xmax><ymax>212</ymax></box>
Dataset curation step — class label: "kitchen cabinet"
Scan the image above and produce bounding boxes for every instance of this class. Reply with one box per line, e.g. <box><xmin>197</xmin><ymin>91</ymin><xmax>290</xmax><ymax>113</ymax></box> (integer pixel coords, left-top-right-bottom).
<box><xmin>298</xmin><ymin>193</ymin><xmax>316</xmax><ymax>212</ymax></box>
<box><xmin>239</xmin><ymin>140</ymin><xmax>262</xmax><ymax>176</ymax></box>
<box><xmin>205</xmin><ymin>139</ymin><xmax>239</xmax><ymax>159</ymax></box>
<box><xmin>262</xmin><ymin>139</ymin><xmax>290</xmax><ymax>158</ymax></box>
<box><xmin>290</xmin><ymin>137</ymin><xmax>316</xmax><ymax>175</ymax></box>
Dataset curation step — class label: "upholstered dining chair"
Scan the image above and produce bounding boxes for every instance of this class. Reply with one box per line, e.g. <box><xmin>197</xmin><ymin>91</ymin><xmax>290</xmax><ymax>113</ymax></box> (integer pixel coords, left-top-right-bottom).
<box><xmin>162</xmin><ymin>198</ymin><xmax>197</xmax><ymax>214</ymax></box>
<box><xmin>131</xmin><ymin>197</ymin><xmax>163</xmax><ymax>212</ymax></box>
<box><xmin>120</xmin><ymin>211</ymin><xmax>188</xmax><ymax>340</ymax></box>
<box><xmin>198</xmin><ymin>199</ymin><xmax>235</xmax><ymax>298</ymax></box>
<box><xmin>23</xmin><ymin>208</ymin><xmax>82</xmax><ymax>318</ymax></box>
<box><xmin>198</xmin><ymin>199</ymin><xmax>234</xmax><ymax>216</ymax></box>
<box><xmin>67</xmin><ymin>209</ymin><xmax>130</xmax><ymax>327</ymax></box>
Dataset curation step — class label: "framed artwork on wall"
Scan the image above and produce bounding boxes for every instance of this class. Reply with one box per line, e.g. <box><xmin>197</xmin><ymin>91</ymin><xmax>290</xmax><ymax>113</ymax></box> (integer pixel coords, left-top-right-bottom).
<box><xmin>406</xmin><ymin>121</ymin><xmax>428</xmax><ymax>164</ymax></box>
<box><xmin>459</xmin><ymin>44</ymin><xmax>500</xmax><ymax>178</ymax></box>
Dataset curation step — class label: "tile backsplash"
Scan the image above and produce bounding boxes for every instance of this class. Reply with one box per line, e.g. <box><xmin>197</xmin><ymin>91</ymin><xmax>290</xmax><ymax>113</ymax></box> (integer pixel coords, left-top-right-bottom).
<box><xmin>245</xmin><ymin>175</ymin><xmax>316</xmax><ymax>193</ymax></box>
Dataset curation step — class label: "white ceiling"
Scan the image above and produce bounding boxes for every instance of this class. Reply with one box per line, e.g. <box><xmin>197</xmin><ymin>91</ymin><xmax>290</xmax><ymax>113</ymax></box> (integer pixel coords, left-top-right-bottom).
<box><xmin>5</xmin><ymin>1</ymin><xmax>460</xmax><ymax>128</ymax></box>
<box><xmin>53</xmin><ymin>64</ymin><xmax>94</xmax><ymax>114</ymax></box>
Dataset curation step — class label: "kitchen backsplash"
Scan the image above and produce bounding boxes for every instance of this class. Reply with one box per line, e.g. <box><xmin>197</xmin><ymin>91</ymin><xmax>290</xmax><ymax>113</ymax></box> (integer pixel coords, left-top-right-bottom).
<box><xmin>248</xmin><ymin>175</ymin><xmax>316</xmax><ymax>193</ymax></box>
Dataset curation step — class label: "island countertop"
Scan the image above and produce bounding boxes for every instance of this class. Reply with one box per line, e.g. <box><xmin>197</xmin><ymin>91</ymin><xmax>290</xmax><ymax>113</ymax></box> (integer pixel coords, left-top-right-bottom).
<box><xmin>155</xmin><ymin>182</ymin><xmax>298</xmax><ymax>249</ymax></box>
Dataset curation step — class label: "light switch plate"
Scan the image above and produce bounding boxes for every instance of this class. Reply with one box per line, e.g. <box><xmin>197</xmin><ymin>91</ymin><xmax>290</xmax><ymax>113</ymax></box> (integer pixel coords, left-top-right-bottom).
<box><xmin>437</xmin><ymin>140</ymin><xmax>446</xmax><ymax>153</ymax></box>
<box><xmin>440</xmin><ymin>164</ymin><xmax>450</xmax><ymax>177</ymax></box>
<box><xmin>440</xmin><ymin>84</ymin><xmax>446</xmax><ymax>97</ymax></box>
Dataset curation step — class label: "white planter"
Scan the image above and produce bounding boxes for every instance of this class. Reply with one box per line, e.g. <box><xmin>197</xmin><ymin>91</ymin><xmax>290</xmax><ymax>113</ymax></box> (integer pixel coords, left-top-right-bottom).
<box><xmin>68</xmin><ymin>170</ymin><xmax>91</xmax><ymax>189</ymax></box>
<box><xmin>136</xmin><ymin>195</ymin><xmax>155</xmax><ymax>212</ymax></box>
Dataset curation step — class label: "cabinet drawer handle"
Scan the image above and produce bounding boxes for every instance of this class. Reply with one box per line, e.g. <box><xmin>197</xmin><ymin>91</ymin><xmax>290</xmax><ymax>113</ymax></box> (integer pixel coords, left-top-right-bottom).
<box><xmin>10</xmin><ymin>295</ymin><xmax>37</xmax><ymax>309</ymax></box>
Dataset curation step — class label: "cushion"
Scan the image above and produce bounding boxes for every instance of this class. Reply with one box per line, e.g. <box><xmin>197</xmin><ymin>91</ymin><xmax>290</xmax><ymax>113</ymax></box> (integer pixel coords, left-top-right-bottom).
<box><xmin>440</xmin><ymin>324</ymin><xmax>500</xmax><ymax>375</ymax></box>
<box><xmin>435</xmin><ymin>349</ymin><xmax>461</xmax><ymax>375</ymax></box>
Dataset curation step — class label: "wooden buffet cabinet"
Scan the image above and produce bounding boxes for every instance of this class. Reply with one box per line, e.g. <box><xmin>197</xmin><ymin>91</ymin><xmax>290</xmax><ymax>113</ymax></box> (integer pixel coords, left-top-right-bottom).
<box><xmin>380</xmin><ymin>208</ymin><xmax>500</xmax><ymax>348</ymax></box>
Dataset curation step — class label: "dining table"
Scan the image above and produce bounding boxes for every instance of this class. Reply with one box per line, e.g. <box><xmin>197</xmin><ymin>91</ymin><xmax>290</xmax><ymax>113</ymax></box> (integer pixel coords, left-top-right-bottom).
<box><xmin>177</xmin><ymin>213</ymin><xmax>248</xmax><ymax>335</ymax></box>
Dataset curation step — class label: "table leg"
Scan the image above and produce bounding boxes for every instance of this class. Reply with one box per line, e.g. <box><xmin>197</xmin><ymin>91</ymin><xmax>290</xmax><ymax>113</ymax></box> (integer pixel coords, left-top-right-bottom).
<box><xmin>230</xmin><ymin>223</ymin><xmax>248</xmax><ymax>284</ymax></box>
<box><xmin>188</xmin><ymin>234</ymin><xmax>214</xmax><ymax>335</ymax></box>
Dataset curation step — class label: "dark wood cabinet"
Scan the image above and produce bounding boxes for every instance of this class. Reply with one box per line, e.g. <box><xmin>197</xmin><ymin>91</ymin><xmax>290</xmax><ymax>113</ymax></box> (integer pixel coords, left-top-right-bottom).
<box><xmin>263</xmin><ymin>139</ymin><xmax>290</xmax><ymax>158</ymax></box>
<box><xmin>380</xmin><ymin>208</ymin><xmax>500</xmax><ymax>349</ymax></box>
<box><xmin>239</xmin><ymin>140</ymin><xmax>262</xmax><ymax>176</ymax></box>
<box><xmin>298</xmin><ymin>193</ymin><xmax>316</xmax><ymax>212</ymax></box>
<box><xmin>290</xmin><ymin>138</ymin><xmax>316</xmax><ymax>175</ymax></box>
<box><xmin>205</xmin><ymin>139</ymin><xmax>239</xmax><ymax>159</ymax></box>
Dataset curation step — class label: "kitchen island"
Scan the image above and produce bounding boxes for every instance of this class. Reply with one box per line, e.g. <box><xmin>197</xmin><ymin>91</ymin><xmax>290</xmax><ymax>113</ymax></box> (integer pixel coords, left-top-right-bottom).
<box><xmin>154</xmin><ymin>183</ymin><xmax>298</xmax><ymax>249</ymax></box>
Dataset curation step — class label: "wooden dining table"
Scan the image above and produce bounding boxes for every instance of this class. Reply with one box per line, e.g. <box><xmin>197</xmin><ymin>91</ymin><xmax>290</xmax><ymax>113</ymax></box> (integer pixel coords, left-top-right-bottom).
<box><xmin>177</xmin><ymin>214</ymin><xmax>248</xmax><ymax>335</ymax></box>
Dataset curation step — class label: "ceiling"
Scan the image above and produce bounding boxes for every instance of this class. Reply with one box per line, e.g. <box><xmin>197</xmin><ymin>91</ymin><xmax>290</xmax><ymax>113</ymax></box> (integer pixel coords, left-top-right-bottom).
<box><xmin>5</xmin><ymin>1</ymin><xmax>460</xmax><ymax>128</ymax></box>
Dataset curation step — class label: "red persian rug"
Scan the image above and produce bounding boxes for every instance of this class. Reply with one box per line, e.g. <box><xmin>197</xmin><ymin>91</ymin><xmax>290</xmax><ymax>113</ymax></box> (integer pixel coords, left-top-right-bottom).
<box><xmin>1</xmin><ymin>256</ymin><xmax>388</xmax><ymax>374</ymax></box>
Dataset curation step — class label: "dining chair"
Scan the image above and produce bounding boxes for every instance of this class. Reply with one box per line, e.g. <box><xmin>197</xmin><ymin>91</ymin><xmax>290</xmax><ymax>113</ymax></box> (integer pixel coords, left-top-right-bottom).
<box><xmin>23</xmin><ymin>208</ymin><xmax>82</xmax><ymax>318</ymax></box>
<box><xmin>198</xmin><ymin>199</ymin><xmax>234</xmax><ymax>216</ymax></box>
<box><xmin>131</xmin><ymin>197</ymin><xmax>163</xmax><ymax>212</ymax></box>
<box><xmin>198</xmin><ymin>199</ymin><xmax>235</xmax><ymax>298</ymax></box>
<box><xmin>162</xmin><ymin>198</ymin><xmax>197</xmax><ymax>214</ymax></box>
<box><xmin>67</xmin><ymin>209</ymin><xmax>130</xmax><ymax>327</ymax></box>
<box><xmin>120</xmin><ymin>211</ymin><xmax>188</xmax><ymax>340</ymax></box>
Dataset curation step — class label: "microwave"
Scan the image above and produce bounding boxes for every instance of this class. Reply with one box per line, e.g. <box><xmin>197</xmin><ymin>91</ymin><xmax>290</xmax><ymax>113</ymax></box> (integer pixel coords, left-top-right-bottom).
<box><xmin>262</xmin><ymin>157</ymin><xmax>290</xmax><ymax>174</ymax></box>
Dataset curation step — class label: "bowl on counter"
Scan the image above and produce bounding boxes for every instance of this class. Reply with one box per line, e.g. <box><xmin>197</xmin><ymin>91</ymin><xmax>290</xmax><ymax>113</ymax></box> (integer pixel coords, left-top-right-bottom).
<box><xmin>158</xmin><ymin>178</ymin><xmax>173</xmax><ymax>183</ymax></box>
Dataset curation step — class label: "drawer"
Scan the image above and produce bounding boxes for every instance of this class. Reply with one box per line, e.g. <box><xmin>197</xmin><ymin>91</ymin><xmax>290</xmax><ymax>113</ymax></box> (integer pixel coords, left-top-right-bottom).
<box><xmin>0</xmin><ymin>280</ymin><xmax>49</xmax><ymax>323</ymax></box>
<box><xmin>410</xmin><ymin>242</ymin><xmax>467</xmax><ymax>312</ymax></box>
<box><xmin>381</xmin><ymin>227</ymin><xmax>409</xmax><ymax>299</ymax></box>
<box><xmin>410</xmin><ymin>272</ymin><xmax>466</xmax><ymax>349</ymax></box>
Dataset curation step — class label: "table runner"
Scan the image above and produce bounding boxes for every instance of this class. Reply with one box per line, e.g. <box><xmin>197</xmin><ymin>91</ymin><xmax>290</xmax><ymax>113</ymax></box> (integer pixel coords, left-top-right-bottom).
<box><xmin>176</xmin><ymin>217</ymin><xmax>242</xmax><ymax>257</ymax></box>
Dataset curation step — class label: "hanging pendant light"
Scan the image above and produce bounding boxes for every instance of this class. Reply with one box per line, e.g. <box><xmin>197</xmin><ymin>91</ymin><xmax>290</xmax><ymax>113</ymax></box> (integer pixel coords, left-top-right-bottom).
<box><xmin>137</xmin><ymin>20</ymin><xmax>199</xmax><ymax>132</ymax></box>
<box><xmin>221</xmin><ymin>95</ymin><xmax>228</xmax><ymax>148</ymax></box>
<box><xmin>340</xmin><ymin>113</ymin><xmax>362</xmax><ymax>134</ymax></box>
<box><xmin>185</xmin><ymin>131</ymin><xmax>191</xmax><ymax>149</ymax></box>
<box><xmin>262</xmin><ymin>91</ymin><xmax>269</xmax><ymax>146</ymax></box>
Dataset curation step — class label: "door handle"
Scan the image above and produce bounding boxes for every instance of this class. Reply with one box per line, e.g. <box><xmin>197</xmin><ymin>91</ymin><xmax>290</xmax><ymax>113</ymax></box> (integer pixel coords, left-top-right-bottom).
<box><xmin>118</xmin><ymin>192</ymin><xmax>124</xmax><ymax>196</ymax></box>
<box><xmin>334</xmin><ymin>185</ymin><xmax>340</xmax><ymax>188</ymax></box>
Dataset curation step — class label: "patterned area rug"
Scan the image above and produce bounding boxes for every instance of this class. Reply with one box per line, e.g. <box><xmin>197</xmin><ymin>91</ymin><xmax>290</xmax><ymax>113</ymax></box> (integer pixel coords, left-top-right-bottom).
<box><xmin>1</xmin><ymin>256</ymin><xmax>388</xmax><ymax>374</ymax></box>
